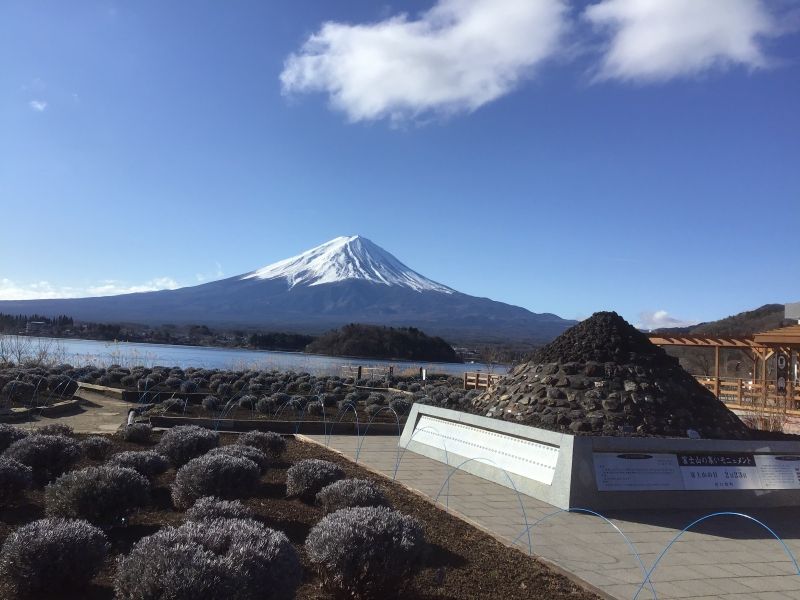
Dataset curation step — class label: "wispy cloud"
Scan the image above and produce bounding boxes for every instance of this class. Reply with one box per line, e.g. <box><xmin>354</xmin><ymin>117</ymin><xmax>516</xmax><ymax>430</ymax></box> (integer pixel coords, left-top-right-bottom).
<box><xmin>28</xmin><ymin>99</ymin><xmax>48</xmax><ymax>112</ymax></box>
<box><xmin>584</xmin><ymin>0</ymin><xmax>778</xmax><ymax>82</ymax></box>
<box><xmin>281</xmin><ymin>0</ymin><xmax>568</xmax><ymax>123</ymax></box>
<box><xmin>0</xmin><ymin>277</ymin><xmax>180</xmax><ymax>301</ymax></box>
<box><xmin>195</xmin><ymin>262</ymin><xmax>224</xmax><ymax>283</ymax></box>
<box><xmin>637</xmin><ymin>309</ymin><xmax>697</xmax><ymax>331</ymax></box>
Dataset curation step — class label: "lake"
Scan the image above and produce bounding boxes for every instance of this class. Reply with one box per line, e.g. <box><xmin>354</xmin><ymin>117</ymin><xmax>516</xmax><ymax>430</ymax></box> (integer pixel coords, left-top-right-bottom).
<box><xmin>20</xmin><ymin>336</ymin><xmax>507</xmax><ymax>376</ymax></box>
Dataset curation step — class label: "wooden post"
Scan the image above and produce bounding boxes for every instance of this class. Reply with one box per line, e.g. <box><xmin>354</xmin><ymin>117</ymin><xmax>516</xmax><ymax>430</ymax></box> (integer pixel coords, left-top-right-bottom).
<box><xmin>737</xmin><ymin>378</ymin><xmax>742</xmax><ymax>405</ymax></box>
<box><xmin>357</xmin><ymin>366</ymin><xmax>362</xmax><ymax>380</ymax></box>
<box><xmin>463</xmin><ymin>372</ymin><xmax>468</xmax><ymax>390</ymax></box>
<box><xmin>714</xmin><ymin>346</ymin><xmax>720</xmax><ymax>398</ymax></box>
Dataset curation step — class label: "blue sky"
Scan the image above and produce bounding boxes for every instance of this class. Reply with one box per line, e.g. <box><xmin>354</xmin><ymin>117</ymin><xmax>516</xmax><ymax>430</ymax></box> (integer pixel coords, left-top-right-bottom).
<box><xmin>1</xmin><ymin>0</ymin><xmax>798</xmax><ymax>329</ymax></box>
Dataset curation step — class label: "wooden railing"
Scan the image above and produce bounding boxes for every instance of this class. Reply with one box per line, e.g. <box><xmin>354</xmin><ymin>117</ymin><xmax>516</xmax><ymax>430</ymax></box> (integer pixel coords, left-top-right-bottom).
<box><xmin>464</xmin><ymin>371</ymin><xmax>503</xmax><ymax>390</ymax></box>
<box><xmin>341</xmin><ymin>365</ymin><xmax>393</xmax><ymax>381</ymax></box>
<box><xmin>694</xmin><ymin>376</ymin><xmax>800</xmax><ymax>413</ymax></box>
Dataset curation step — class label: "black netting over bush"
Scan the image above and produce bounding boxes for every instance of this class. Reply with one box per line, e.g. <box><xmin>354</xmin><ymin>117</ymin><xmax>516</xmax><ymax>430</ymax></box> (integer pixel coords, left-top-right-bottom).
<box><xmin>107</xmin><ymin>450</ymin><xmax>169</xmax><ymax>478</ymax></box>
<box><xmin>184</xmin><ymin>496</ymin><xmax>254</xmax><ymax>522</ymax></box>
<box><xmin>0</xmin><ymin>518</ymin><xmax>109</xmax><ymax>597</ymax></box>
<box><xmin>115</xmin><ymin>518</ymin><xmax>301</xmax><ymax>600</ymax></box>
<box><xmin>45</xmin><ymin>465</ymin><xmax>150</xmax><ymax>527</ymax></box>
<box><xmin>171</xmin><ymin>453</ymin><xmax>260</xmax><ymax>510</ymax></box>
<box><xmin>306</xmin><ymin>506</ymin><xmax>426</xmax><ymax>599</ymax></box>
<box><xmin>3</xmin><ymin>434</ymin><xmax>81</xmax><ymax>485</ymax></box>
<box><xmin>156</xmin><ymin>425</ymin><xmax>218</xmax><ymax>467</ymax></box>
<box><xmin>286</xmin><ymin>459</ymin><xmax>344</xmax><ymax>502</ymax></box>
<box><xmin>34</xmin><ymin>423</ymin><xmax>73</xmax><ymax>437</ymax></box>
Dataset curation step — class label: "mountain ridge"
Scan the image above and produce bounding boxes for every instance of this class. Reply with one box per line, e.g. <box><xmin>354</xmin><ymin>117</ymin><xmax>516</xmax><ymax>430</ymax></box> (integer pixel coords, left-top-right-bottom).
<box><xmin>0</xmin><ymin>236</ymin><xmax>575</xmax><ymax>344</ymax></box>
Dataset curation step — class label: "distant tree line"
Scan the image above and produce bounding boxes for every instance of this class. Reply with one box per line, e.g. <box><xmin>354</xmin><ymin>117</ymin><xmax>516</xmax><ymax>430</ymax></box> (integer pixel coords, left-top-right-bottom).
<box><xmin>0</xmin><ymin>313</ymin><xmax>73</xmax><ymax>332</ymax></box>
<box><xmin>306</xmin><ymin>324</ymin><xmax>459</xmax><ymax>363</ymax></box>
<box><xmin>248</xmin><ymin>332</ymin><xmax>315</xmax><ymax>352</ymax></box>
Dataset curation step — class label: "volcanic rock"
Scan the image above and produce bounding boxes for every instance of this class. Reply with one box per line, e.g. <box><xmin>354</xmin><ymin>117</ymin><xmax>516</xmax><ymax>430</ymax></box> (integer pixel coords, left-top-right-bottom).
<box><xmin>471</xmin><ymin>312</ymin><xmax>752</xmax><ymax>439</ymax></box>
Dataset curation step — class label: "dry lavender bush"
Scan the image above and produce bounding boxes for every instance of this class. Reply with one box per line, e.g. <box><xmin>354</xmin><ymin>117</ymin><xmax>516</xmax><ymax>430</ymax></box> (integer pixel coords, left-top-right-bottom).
<box><xmin>115</xmin><ymin>518</ymin><xmax>301</xmax><ymax>600</ymax></box>
<box><xmin>184</xmin><ymin>496</ymin><xmax>254</xmax><ymax>522</ymax></box>
<box><xmin>3</xmin><ymin>434</ymin><xmax>81</xmax><ymax>484</ymax></box>
<box><xmin>156</xmin><ymin>425</ymin><xmax>218</xmax><ymax>467</ymax></box>
<box><xmin>171</xmin><ymin>452</ymin><xmax>260</xmax><ymax>510</ymax></box>
<box><xmin>107</xmin><ymin>450</ymin><xmax>169</xmax><ymax>478</ymax></box>
<box><xmin>237</xmin><ymin>430</ymin><xmax>286</xmax><ymax>457</ymax></box>
<box><xmin>316</xmin><ymin>478</ymin><xmax>388</xmax><ymax>514</ymax></box>
<box><xmin>45</xmin><ymin>465</ymin><xmax>150</xmax><ymax>527</ymax></box>
<box><xmin>0</xmin><ymin>457</ymin><xmax>32</xmax><ymax>505</ymax></box>
<box><xmin>306</xmin><ymin>506</ymin><xmax>426</xmax><ymax>599</ymax></box>
<box><xmin>286</xmin><ymin>459</ymin><xmax>344</xmax><ymax>502</ymax></box>
<box><xmin>0</xmin><ymin>518</ymin><xmax>109</xmax><ymax>597</ymax></box>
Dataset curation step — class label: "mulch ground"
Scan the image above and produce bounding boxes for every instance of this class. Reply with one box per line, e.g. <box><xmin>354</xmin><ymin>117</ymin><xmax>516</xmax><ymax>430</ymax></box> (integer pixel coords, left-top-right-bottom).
<box><xmin>0</xmin><ymin>433</ymin><xmax>598</xmax><ymax>600</ymax></box>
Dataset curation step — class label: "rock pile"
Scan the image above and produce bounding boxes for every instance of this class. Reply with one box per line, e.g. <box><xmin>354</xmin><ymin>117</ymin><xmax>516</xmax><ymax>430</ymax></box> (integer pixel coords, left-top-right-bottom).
<box><xmin>471</xmin><ymin>312</ymin><xmax>751</xmax><ymax>439</ymax></box>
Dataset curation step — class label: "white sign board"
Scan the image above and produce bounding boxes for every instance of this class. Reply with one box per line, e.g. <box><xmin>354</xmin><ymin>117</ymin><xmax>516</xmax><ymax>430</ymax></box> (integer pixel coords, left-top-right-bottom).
<box><xmin>412</xmin><ymin>415</ymin><xmax>559</xmax><ymax>485</ymax></box>
<box><xmin>594</xmin><ymin>452</ymin><xmax>800</xmax><ymax>491</ymax></box>
<box><xmin>754</xmin><ymin>455</ymin><xmax>800</xmax><ymax>489</ymax></box>
<box><xmin>594</xmin><ymin>453</ymin><xmax>683</xmax><ymax>491</ymax></box>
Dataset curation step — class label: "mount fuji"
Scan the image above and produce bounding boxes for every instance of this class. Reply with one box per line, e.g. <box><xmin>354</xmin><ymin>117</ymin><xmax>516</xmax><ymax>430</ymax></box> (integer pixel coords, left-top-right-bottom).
<box><xmin>0</xmin><ymin>236</ymin><xmax>574</xmax><ymax>343</ymax></box>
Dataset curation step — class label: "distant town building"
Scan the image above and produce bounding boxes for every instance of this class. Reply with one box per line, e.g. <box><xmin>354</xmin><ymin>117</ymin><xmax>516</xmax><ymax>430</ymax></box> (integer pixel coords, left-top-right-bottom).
<box><xmin>25</xmin><ymin>321</ymin><xmax>47</xmax><ymax>334</ymax></box>
<box><xmin>787</xmin><ymin>302</ymin><xmax>800</xmax><ymax>323</ymax></box>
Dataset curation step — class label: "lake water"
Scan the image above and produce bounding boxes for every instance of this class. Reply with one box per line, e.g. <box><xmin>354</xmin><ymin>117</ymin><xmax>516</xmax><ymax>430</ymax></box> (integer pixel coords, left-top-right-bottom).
<box><xmin>22</xmin><ymin>336</ymin><xmax>507</xmax><ymax>376</ymax></box>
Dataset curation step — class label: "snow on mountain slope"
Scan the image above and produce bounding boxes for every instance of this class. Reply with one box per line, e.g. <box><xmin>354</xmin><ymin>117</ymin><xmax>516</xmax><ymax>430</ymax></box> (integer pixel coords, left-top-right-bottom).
<box><xmin>243</xmin><ymin>235</ymin><xmax>454</xmax><ymax>294</ymax></box>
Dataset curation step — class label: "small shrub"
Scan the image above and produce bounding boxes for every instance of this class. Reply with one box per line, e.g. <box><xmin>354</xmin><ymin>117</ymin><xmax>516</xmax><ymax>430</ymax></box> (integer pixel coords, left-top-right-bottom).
<box><xmin>0</xmin><ymin>457</ymin><xmax>32</xmax><ymax>505</ymax></box>
<box><xmin>0</xmin><ymin>518</ymin><xmax>108</xmax><ymax>597</ymax></box>
<box><xmin>120</xmin><ymin>422</ymin><xmax>152</xmax><ymax>444</ymax></box>
<box><xmin>162</xmin><ymin>397</ymin><xmax>187</xmax><ymax>412</ymax></box>
<box><xmin>255</xmin><ymin>396</ymin><xmax>276</xmax><ymax>414</ymax></box>
<box><xmin>35</xmin><ymin>423</ymin><xmax>73</xmax><ymax>437</ymax></box>
<box><xmin>108</xmin><ymin>450</ymin><xmax>169</xmax><ymax>478</ymax></box>
<box><xmin>306</xmin><ymin>400</ymin><xmax>324</xmax><ymax>416</ymax></box>
<box><xmin>115</xmin><ymin>518</ymin><xmax>301</xmax><ymax>600</ymax></box>
<box><xmin>286</xmin><ymin>459</ymin><xmax>344</xmax><ymax>502</ymax></box>
<box><xmin>184</xmin><ymin>496</ymin><xmax>253</xmax><ymax>521</ymax></box>
<box><xmin>237</xmin><ymin>430</ymin><xmax>286</xmax><ymax>457</ymax></box>
<box><xmin>208</xmin><ymin>444</ymin><xmax>269</xmax><ymax>474</ymax></box>
<box><xmin>202</xmin><ymin>395</ymin><xmax>221</xmax><ymax>412</ymax></box>
<box><xmin>305</xmin><ymin>506</ymin><xmax>426</xmax><ymax>598</ymax></box>
<box><xmin>180</xmin><ymin>380</ymin><xmax>199</xmax><ymax>394</ymax></box>
<box><xmin>0</xmin><ymin>424</ymin><xmax>28</xmax><ymax>452</ymax></box>
<box><xmin>80</xmin><ymin>436</ymin><xmax>112</xmax><ymax>460</ymax></box>
<box><xmin>171</xmin><ymin>453</ymin><xmax>260</xmax><ymax>510</ymax></box>
<box><xmin>316</xmin><ymin>479</ymin><xmax>388</xmax><ymax>514</ymax></box>
<box><xmin>389</xmin><ymin>397</ymin><xmax>411</xmax><ymax>416</ymax></box>
<box><xmin>3</xmin><ymin>434</ymin><xmax>81</xmax><ymax>484</ymax></box>
<box><xmin>2</xmin><ymin>381</ymin><xmax>35</xmax><ymax>404</ymax></box>
<box><xmin>45</xmin><ymin>465</ymin><xmax>150</xmax><ymax>527</ymax></box>
<box><xmin>156</xmin><ymin>425</ymin><xmax>218</xmax><ymax>467</ymax></box>
<box><xmin>238</xmin><ymin>395</ymin><xmax>256</xmax><ymax>409</ymax></box>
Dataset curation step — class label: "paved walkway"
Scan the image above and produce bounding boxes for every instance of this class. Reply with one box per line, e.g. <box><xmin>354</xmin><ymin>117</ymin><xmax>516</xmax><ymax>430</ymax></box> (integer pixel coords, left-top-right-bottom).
<box><xmin>14</xmin><ymin>390</ymin><xmax>129</xmax><ymax>434</ymax></box>
<box><xmin>304</xmin><ymin>434</ymin><xmax>800</xmax><ymax>600</ymax></box>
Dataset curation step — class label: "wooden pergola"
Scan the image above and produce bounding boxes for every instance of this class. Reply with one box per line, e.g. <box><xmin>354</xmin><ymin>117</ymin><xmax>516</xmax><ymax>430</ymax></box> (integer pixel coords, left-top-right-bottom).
<box><xmin>649</xmin><ymin>325</ymin><xmax>800</xmax><ymax>409</ymax></box>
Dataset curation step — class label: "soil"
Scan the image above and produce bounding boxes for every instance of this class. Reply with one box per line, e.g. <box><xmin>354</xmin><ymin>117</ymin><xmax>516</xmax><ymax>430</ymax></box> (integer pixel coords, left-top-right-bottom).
<box><xmin>0</xmin><ymin>433</ymin><xmax>597</xmax><ymax>600</ymax></box>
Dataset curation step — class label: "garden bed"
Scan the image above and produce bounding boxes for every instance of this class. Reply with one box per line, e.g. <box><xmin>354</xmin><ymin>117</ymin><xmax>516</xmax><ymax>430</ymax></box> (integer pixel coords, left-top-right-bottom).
<box><xmin>0</xmin><ymin>431</ymin><xmax>597</xmax><ymax>600</ymax></box>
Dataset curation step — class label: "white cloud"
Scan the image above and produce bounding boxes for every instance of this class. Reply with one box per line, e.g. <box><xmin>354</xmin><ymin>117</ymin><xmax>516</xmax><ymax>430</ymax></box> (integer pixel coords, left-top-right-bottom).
<box><xmin>637</xmin><ymin>309</ymin><xmax>697</xmax><ymax>331</ymax></box>
<box><xmin>0</xmin><ymin>277</ymin><xmax>180</xmax><ymax>301</ymax></box>
<box><xmin>281</xmin><ymin>0</ymin><xmax>568</xmax><ymax>122</ymax></box>
<box><xmin>584</xmin><ymin>0</ymin><xmax>777</xmax><ymax>81</ymax></box>
<box><xmin>195</xmin><ymin>261</ymin><xmax>224</xmax><ymax>283</ymax></box>
<box><xmin>28</xmin><ymin>99</ymin><xmax>48</xmax><ymax>112</ymax></box>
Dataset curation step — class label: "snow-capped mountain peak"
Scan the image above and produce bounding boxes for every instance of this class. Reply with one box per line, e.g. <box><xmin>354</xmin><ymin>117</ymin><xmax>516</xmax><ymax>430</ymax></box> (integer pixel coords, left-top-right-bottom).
<box><xmin>242</xmin><ymin>235</ymin><xmax>454</xmax><ymax>294</ymax></box>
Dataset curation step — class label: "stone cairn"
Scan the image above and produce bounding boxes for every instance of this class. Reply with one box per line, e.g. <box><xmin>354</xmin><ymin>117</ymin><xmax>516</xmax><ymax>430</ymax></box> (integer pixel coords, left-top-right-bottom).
<box><xmin>472</xmin><ymin>312</ymin><xmax>752</xmax><ymax>439</ymax></box>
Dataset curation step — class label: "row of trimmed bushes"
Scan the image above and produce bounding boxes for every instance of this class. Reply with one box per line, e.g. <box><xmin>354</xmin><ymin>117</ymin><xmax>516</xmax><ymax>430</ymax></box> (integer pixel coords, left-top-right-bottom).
<box><xmin>0</xmin><ymin>423</ymin><xmax>427</xmax><ymax>598</ymax></box>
